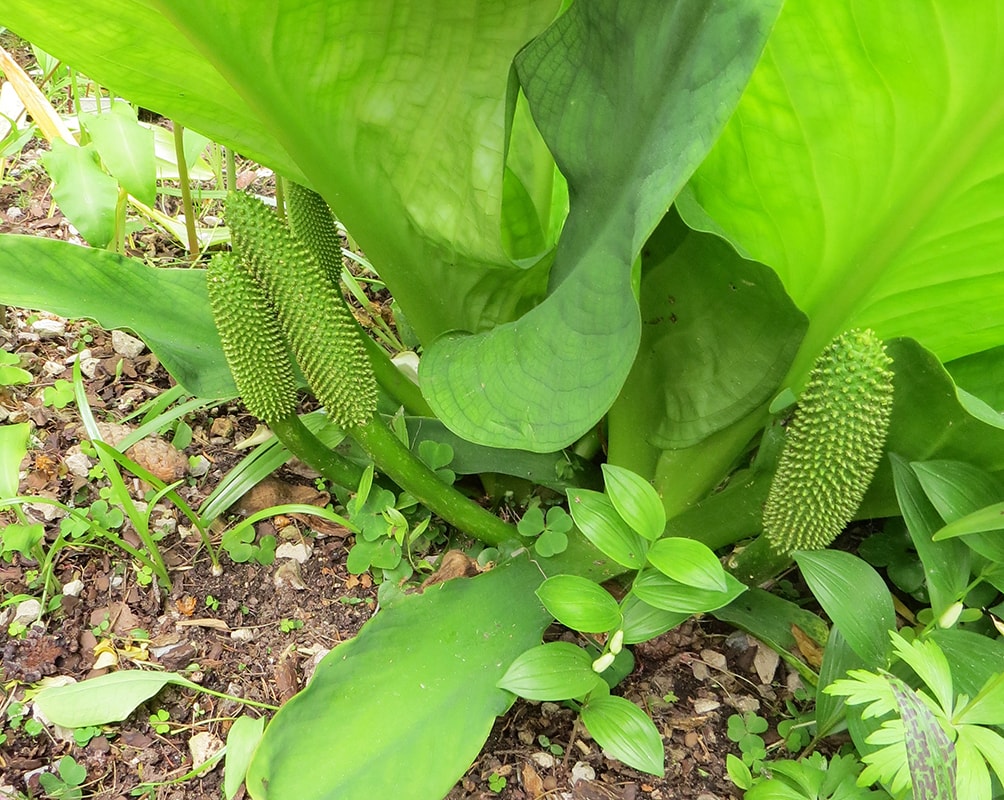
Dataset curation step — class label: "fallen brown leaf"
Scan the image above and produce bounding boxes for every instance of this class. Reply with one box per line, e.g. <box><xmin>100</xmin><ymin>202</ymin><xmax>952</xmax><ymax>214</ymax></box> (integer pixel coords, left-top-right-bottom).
<box><xmin>791</xmin><ymin>624</ymin><xmax>824</xmax><ymax>669</ymax></box>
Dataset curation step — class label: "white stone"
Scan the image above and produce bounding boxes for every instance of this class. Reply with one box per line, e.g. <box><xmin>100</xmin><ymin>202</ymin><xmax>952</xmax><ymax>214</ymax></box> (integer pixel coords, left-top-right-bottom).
<box><xmin>188</xmin><ymin>730</ymin><xmax>223</xmax><ymax>770</ymax></box>
<box><xmin>13</xmin><ymin>598</ymin><xmax>42</xmax><ymax>626</ymax></box>
<box><xmin>64</xmin><ymin>450</ymin><xmax>92</xmax><ymax>478</ymax></box>
<box><xmin>42</xmin><ymin>360</ymin><xmax>65</xmax><ymax>376</ymax></box>
<box><xmin>692</xmin><ymin>698</ymin><xmax>721</xmax><ymax>714</ymax></box>
<box><xmin>79</xmin><ymin>357</ymin><xmax>101</xmax><ymax>379</ymax></box>
<box><xmin>111</xmin><ymin>329</ymin><xmax>146</xmax><ymax>358</ymax></box>
<box><xmin>31</xmin><ymin>319</ymin><xmax>66</xmax><ymax>338</ymax></box>
<box><xmin>230</xmin><ymin>628</ymin><xmax>255</xmax><ymax>642</ymax></box>
<box><xmin>530</xmin><ymin>752</ymin><xmax>555</xmax><ymax>770</ymax></box>
<box><xmin>188</xmin><ymin>455</ymin><xmax>210</xmax><ymax>478</ymax></box>
<box><xmin>62</xmin><ymin>579</ymin><xmax>85</xmax><ymax>598</ymax></box>
<box><xmin>275</xmin><ymin>541</ymin><xmax>313</xmax><ymax>563</ymax></box>
<box><xmin>569</xmin><ymin>762</ymin><xmax>595</xmax><ymax>786</ymax></box>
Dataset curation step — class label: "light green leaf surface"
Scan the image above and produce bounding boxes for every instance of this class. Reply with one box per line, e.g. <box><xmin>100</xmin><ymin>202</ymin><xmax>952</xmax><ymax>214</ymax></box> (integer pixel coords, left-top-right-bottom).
<box><xmin>536</xmin><ymin>575</ymin><xmax>621</xmax><ymax>633</ymax></box>
<box><xmin>912</xmin><ymin>460</ymin><xmax>1004</xmax><ymax>523</ymax></box>
<box><xmin>645</xmin><ymin>538</ymin><xmax>727</xmax><ymax>593</ymax></box>
<box><xmin>815</xmin><ymin>627</ymin><xmax>865</xmax><ymax>739</ymax></box>
<box><xmin>601</xmin><ymin>465</ymin><xmax>666</xmax><ymax>542</ymax></box>
<box><xmin>81</xmin><ymin>101</ymin><xmax>156</xmax><ymax>205</ymax></box>
<box><xmin>934</xmin><ymin>502</ymin><xmax>1004</xmax><ymax>539</ymax></box>
<box><xmin>795</xmin><ymin>550</ymin><xmax>895</xmax><ymax>668</ymax></box>
<box><xmin>619</xmin><ymin>593</ymin><xmax>689</xmax><ymax>646</ymax></box>
<box><xmin>683</xmin><ymin>0</ymin><xmax>1004</xmax><ymax>385</ymax></box>
<box><xmin>567</xmin><ymin>488</ymin><xmax>648</xmax><ymax>570</ymax></box>
<box><xmin>223</xmin><ymin>715</ymin><xmax>265</xmax><ymax>800</ymax></box>
<box><xmin>497</xmin><ymin>642</ymin><xmax>599</xmax><ymax>701</ymax></box>
<box><xmin>0</xmin><ymin>236</ymin><xmax>232</xmax><ymax>397</ymax></box>
<box><xmin>580</xmin><ymin>695</ymin><xmax>665</xmax><ymax>777</ymax></box>
<box><xmin>0</xmin><ymin>422</ymin><xmax>29</xmax><ymax>499</ymax></box>
<box><xmin>890</xmin><ymin>454</ymin><xmax>970</xmax><ymax>618</ymax></box>
<box><xmin>34</xmin><ymin>671</ymin><xmax>200</xmax><ymax>728</ymax></box>
<box><xmin>420</xmin><ymin>0</ymin><xmax>782</xmax><ymax>451</ymax></box>
<box><xmin>631</xmin><ymin>568</ymin><xmax>746</xmax><ymax>616</ymax></box>
<box><xmin>2</xmin><ymin>0</ymin><xmax>560</xmax><ymax>344</ymax></box>
<box><xmin>246</xmin><ymin>559</ymin><xmax>550</xmax><ymax>800</ymax></box>
<box><xmin>42</xmin><ymin>140</ymin><xmax>118</xmax><ymax>247</ymax></box>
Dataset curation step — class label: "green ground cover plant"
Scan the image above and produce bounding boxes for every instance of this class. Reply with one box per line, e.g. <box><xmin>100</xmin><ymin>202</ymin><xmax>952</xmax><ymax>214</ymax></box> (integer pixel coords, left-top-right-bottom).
<box><xmin>2</xmin><ymin>2</ymin><xmax>1004</xmax><ymax>798</ymax></box>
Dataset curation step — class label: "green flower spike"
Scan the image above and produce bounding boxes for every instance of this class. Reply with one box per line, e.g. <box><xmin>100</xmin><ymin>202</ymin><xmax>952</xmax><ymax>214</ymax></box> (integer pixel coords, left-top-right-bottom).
<box><xmin>225</xmin><ymin>191</ymin><xmax>378</xmax><ymax>429</ymax></box>
<box><xmin>763</xmin><ymin>329</ymin><xmax>894</xmax><ymax>554</ymax></box>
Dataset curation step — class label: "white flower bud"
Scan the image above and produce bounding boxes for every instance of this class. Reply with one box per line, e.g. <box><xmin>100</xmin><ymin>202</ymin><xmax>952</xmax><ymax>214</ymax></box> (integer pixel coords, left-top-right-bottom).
<box><xmin>609</xmin><ymin>629</ymin><xmax>624</xmax><ymax>655</ymax></box>
<box><xmin>937</xmin><ymin>601</ymin><xmax>964</xmax><ymax>629</ymax></box>
<box><xmin>592</xmin><ymin>652</ymin><xmax>615</xmax><ymax>673</ymax></box>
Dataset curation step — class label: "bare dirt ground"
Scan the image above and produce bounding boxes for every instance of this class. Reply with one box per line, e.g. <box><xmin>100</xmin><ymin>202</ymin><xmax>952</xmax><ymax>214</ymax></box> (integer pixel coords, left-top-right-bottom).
<box><xmin>0</xmin><ymin>121</ymin><xmax>802</xmax><ymax>800</ymax></box>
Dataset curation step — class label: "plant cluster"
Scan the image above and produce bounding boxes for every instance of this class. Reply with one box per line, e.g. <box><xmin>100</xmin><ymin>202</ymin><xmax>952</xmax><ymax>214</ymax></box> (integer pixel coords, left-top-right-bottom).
<box><xmin>2</xmin><ymin>3</ymin><xmax>1004</xmax><ymax>799</ymax></box>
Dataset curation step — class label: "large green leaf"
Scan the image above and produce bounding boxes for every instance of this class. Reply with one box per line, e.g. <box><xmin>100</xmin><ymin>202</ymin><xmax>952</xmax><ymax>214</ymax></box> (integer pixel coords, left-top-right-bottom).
<box><xmin>0</xmin><ymin>236</ymin><xmax>232</xmax><ymax>397</ymax></box>
<box><xmin>245</xmin><ymin>559</ymin><xmax>551</xmax><ymax>800</ymax></box>
<box><xmin>1</xmin><ymin>1</ymin><xmax>561</xmax><ymax>345</ymax></box>
<box><xmin>682</xmin><ymin>0</ymin><xmax>1004</xmax><ymax>384</ymax></box>
<box><xmin>608</xmin><ymin>210</ymin><xmax>806</xmax><ymax>473</ymax></box>
<box><xmin>420</xmin><ymin>0</ymin><xmax>783</xmax><ymax>452</ymax></box>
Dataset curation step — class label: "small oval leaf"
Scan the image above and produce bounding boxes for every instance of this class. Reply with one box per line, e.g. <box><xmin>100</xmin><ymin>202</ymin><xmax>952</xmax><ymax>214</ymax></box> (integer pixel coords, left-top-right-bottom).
<box><xmin>646</xmin><ymin>537</ymin><xmax>727</xmax><ymax>592</ymax></box>
<box><xmin>224</xmin><ymin>715</ymin><xmax>266</xmax><ymax>800</ymax></box>
<box><xmin>631</xmin><ymin>568</ymin><xmax>746</xmax><ymax>614</ymax></box>
<box><xmin>620</xmin><ymin>593</ymin><xmax>688</xmax><ymax>645</ymax></box>
<box><xmin>602</xmin><ymin>464</ymin><xmax>666</xmax><ymax>541</ymax></box>
<box><xmin>580</xmin><ymin>695</ymin><xmax>665</xmax><ymax>776</ymax></box>
<box><xmin>497</xmin><ymin>642</ymin><xmax>600</xmax><ymax>701</ymax></box>
<box><xmin>567</xmin><ymin>488</ymin><xmax>649</xmax><ymax>568</ymax></box>
<box><xmin>537</xmin><ymin>575</ymin><xmax>621</xmax><ymax>633</ymax></box>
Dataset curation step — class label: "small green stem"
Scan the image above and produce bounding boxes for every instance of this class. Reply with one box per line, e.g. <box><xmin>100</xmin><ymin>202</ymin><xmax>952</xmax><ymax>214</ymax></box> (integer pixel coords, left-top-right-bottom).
<box><xmin>349</xmin><ymin>417</ymin><xmax>516</xmax><ymax>546</ymax></box>
<box><xmin>172</xmin><ymin>122</ymin><xmax>199</xmax><ymax>256</ymax></box>
<box><xmin>725</xmin><ymin>534</ymin><xmax>792</xmax><ymax>587</ymax></box>
<box><xmin>270</xmin><ymin>414</ymin><xmax>365</xmax><ymax>489</ymax></box>
<box><xmin>225</xmin><ymin>146</ymin><xmax>237</xmax><ymax>193</ymax></box>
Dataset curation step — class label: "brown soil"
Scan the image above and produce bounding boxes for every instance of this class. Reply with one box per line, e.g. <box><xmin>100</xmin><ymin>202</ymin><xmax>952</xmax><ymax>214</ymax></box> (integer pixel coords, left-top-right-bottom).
<box><xmin>0</xmin><ymin>95</ymin><xmax>801</xmax><ymax>800</ymax></box>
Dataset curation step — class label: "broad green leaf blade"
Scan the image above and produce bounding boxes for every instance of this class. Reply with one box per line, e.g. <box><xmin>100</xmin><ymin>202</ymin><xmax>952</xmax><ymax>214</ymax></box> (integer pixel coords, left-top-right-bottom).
<box><xmin>645</xmin><ymin>538</ymin><xmax>727</xmax><ymax>593</ymax></box>
<box><xmin>223</xmin><ymin>715</ymin><xmax>265</xmax><ymax>800</ymax></box>
<box><xmin>890</xmin><ymin>632</ymin><xmax>955</xmax><ymax>714</ymax></box>
<box><xmin>631</xmin><ymin>569</ymin><xmax>746</xmax><ymax>616</ymax></box>
<box><xmin>33</xmin><ymin>671</ymin><xmax>200</xmax><ymax>728</ymax></box>
<box><xmin>890</xmin><ymin>453</ymin><xmax>970</xmax><ymax>617</ymax></box>
<box><xmin>794</xmin><ymin>550</ymin><xmax>894</xmax><ymax>668</ymax></box>
<box><xmin>0</xmin><ymin>422</ymin><xmax>29</xmax><ymax>499</ymax></box>
<box><xmin>889</xmin><ymin>676</ymin><xmax>957</xmax><ymax>800</ymax></box>
<box><xmin>536</xmin><ymin>575</ymin><xmax>620</xmax><ymax>633</ymax></box>
<box><xmin>81</xmin><ymin>101</ymin><xmax>156</xmax><ymax>205</ymax></box>
<box><xmin>956</xmin><ymin>673</ymin><xmax>1004</xmax><ymax>727</ymax></box>
<box><xmin>608</xmin><ymin>211</ymin><xmax>807</xmax><ymax>464</ymax></box>
<box><xmin>683</xmin><ymin>0</ymin><xmax>1004</xmax><ymax>385</ymax></box>
<box><xmin>42</xmin><ymin>140</ymin><xmax>118</xmax><ymax>247</ymax></box>
<box><xmin>246</xmin><ymin>559</ymin><xmax>550</xmax><ymax>800</ymax></box>
<box><xmin>580</xmin><ymin>695</ymin><xmax>665</xmax><ymax>777</ymax></box>
<box><xmin>601</xmin><ymin>465</ymin><xmax>666</xmax><ymax>542</ymax></box>
<box><xmin>497</xmin><ymin>642</ymin><xmax>599</xmax><ymax>701</ymax></box>
<box><xmin>0</xmin><ymin>236</ymin><xmax>233</xmax><ymax>397</ymax></box>
<box><xmin>567</xmin><ymin>488</ymin><xmax>648</xmax><ymax>569</ymax></box>
<box><xmin>911</xmin><ymin>460</ymin><xmax>1004</xmax><ymax>523</ymax></box>
<box><xmin>421</xmin><ymin>0</ymin><xmax>782</xmax><ymax>451</ymax></box>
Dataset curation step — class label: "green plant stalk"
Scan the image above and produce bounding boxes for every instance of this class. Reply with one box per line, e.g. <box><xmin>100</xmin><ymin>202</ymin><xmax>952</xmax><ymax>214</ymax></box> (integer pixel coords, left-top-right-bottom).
<box><xmin>172</xmin><ymin>122</ymin><xmax>198</xmax><ymax>256</ymax></box>
<box><xmin>654</xmin><ymin>406</ymin><xmax>769</xmax><ymax>518</ymax></box>
<box><xmin>111</xmin><ymin>185</ymin><xmax>127</xmax><ymax>255</ymax></box>
<box><xmin>725</xmin><ymin>534</ymin><xmax>793</xmax><ymax>587</ymax></box>
<box><xmin>225</xmin><ymin>146</ymin><xmax>236</xmax><ymax>193</ymax></box>
<box><xmin>348</xmin><ymin>417</ymin><xmax>516</xmax><ymax>547</ymax></box>
<box><xmin>362</xmin><ymin>335</ymin><xmax>432</xmax><ymax>417</ymax></box>
<box><xmin>267</xmin><ymin>413</ymin><xmax>364</xmax><ymax>489</ymax></box>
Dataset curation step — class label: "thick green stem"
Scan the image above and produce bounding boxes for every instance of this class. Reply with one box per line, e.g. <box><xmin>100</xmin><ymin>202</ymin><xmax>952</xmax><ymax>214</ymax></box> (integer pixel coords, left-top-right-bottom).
<box><xmin>654</xmin><ymin>406</ymin><xmax>768</xmax><ymax>517</ymax></box>
<box><xmin>669</xmin><ymin>468</ymin><xmax>772</xmax><ymax>551</ymax></box>
<box><xmin>270</xmin><ymin>414</ymin><xmax>365</xmax><ymax>489</ymax></box>
<box><xmin>172</xmin><ymin>123</ymin><xmax>199</xmax><ymax>256</ymax></box>
<box><xmin>725</xmin><ymin>533</ymin><xmax>793</xmax><ymax>587</ymax></box>
<box><xmin>349</xmin><ymin>417</ymin><xmax>516</xmax><ymax>546</ymax></box>
<box><xmin>363</xmin><ymin>336</ymin><xmax>433</xmax><ymax>416</ymax></box>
